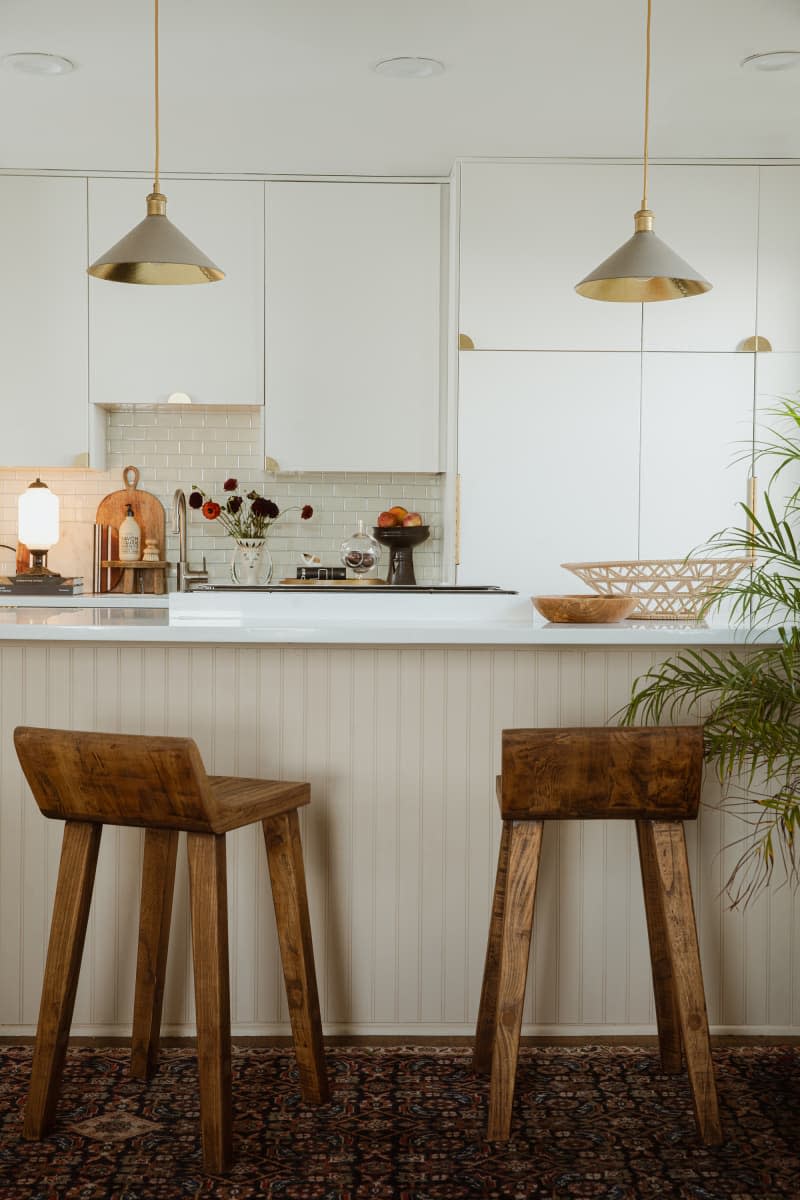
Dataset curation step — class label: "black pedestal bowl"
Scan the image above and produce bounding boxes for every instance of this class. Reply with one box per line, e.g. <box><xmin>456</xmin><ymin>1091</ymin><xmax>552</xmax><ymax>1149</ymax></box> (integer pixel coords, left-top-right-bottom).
<box><xmin>371</xmin><ymin>525</ymin><xmax>430</xmax><ymax>585</ymax></box>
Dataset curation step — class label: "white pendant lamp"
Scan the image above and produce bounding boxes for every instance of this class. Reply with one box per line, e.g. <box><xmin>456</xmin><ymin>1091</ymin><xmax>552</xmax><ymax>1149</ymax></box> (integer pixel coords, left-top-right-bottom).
<box><xmin>575</xmin><ymin>0</ymin><xmax>710</xmax><ymax>302</ymax></box>
<box><xmin>88</xmin><ymin>0</ymin><xmax>223</xmax><ymax>285</ymax></box>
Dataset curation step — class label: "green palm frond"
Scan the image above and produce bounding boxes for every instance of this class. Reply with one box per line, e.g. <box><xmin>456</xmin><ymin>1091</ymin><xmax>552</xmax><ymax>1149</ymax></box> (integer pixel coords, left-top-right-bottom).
<box><xmin>624</xmin><ymin>396</ymin><xmax>800</xmax><ymax>904</ymax></box>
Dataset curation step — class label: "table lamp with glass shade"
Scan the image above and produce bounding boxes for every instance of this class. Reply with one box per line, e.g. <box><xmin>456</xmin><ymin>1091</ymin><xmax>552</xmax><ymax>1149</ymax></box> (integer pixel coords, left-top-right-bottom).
<box><xmin>17</xmin><ymin>479</ymin><xmax>62</xmax><ymax>579</ymax></box>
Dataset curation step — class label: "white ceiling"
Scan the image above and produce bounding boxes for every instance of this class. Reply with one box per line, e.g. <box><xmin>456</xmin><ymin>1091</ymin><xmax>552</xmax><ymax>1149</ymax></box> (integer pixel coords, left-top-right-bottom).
<box><xmin>1</xmin><ymin>0</ymin><xmax>800</xmax><ymax>177</ymax></box>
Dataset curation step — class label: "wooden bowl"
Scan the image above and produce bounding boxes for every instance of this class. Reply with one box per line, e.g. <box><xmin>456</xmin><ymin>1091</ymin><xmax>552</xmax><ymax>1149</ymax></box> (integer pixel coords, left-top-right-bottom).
<box><xmin>531</xmin><ymin>594</ymin><xmax>638</xmax><ymax>624</ymax></box>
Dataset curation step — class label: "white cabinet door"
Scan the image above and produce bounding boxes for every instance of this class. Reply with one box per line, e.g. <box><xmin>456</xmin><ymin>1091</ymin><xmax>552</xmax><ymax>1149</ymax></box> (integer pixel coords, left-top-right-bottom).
<box><xmin>641</xmin><ymin>167</ymin><xmax>759</xmax><ymax>352</ymax></box>
<box><xmin>458</xmin><ymin>162</ymin><xmax>642</xmax><ymax>351</ymax></box>
<box><xmin>89</xmin><ymin>178</ymin><xmax>264</xmax><ymax>406</ymax></box>
<box><xmin>639</xmin><ymin>353</ymin><xmax>754</xmax><ymax>558</ymax></box>
<box><xmin>757</xmin><ymin>168</ymin><xmax>800</xmax><ymax>353</ymax></box>
<box><xmin>457</xmin><ymin>352</ymin><xmax>641</xmax><ymax>600</ymax></box>
<box><xmin>264</xmin><ymin>182</ymin><xmax>442</xmax><ymax>472</ymax></box>
<box><xmin>0</xmin><ymin>176</ymin><xmax>92</xmax><ymax>468</ymax></box>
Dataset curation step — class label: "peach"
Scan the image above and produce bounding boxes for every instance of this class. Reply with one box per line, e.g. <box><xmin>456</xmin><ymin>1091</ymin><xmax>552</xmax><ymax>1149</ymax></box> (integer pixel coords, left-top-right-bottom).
<box><xmin>402</xmin><ymin>512</ymin><xmax>423</xmax><ymax>526</ymax></box>
<box><xmin>377</xmin><ymin>510</ymin><xmax>400</xmax><ymax>527</ymax></box>
<box><xmin>388</xmin><ymin>505</ymin><xmax>408</xmax><ymax>520</ymax></box>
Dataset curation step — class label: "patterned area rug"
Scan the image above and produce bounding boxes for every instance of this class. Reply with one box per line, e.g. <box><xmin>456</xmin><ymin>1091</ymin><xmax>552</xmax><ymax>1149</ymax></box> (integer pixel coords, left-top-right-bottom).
<box><xmin>0</xmin><ymin>1044</ymin><xmax>798</xmax><ymax>1199</ymax></box>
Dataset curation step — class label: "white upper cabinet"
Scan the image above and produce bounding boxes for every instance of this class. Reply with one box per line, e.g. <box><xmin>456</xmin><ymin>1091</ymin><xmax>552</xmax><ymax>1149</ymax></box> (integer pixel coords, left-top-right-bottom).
<box><xmin>457</xmin><ymin>162</ymin><xmax>642</xmax><ymax>351</ymax></box>
<box><xmin>89</xmin><ymin>178</ymin><xmax>264</xmax><ymax>406</ymax></box>
<box><xmin>0</xmin><ymin>176</ymin><xmax>94</xmax><ymax>468</ymax></box>
<box><xmin>638</xmin><ymin>353</ymin><xmax>755</xmax><ymax>558</ymax></box>
<box><xmin>264</xmin><ymin>182</ymin><xmax>442</xmax><ymax>472</ymax></box>
<box><xmin>457</xmin><ymin>351</ymin><xmax>641</xmax><ymax>598</ymax></box>
<box><xmin>757</xmin><ymin>167</ymin><xmax>800</xmax><ymax>353</ymax></box>
<box><xmin>641</xmin><ymin>166</ymin><xmax>759</xmax><ymax>352</ymax></box>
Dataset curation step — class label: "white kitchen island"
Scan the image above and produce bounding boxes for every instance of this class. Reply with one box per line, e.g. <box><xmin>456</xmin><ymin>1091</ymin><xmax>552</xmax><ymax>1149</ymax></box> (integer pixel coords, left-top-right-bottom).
<box><xmin>0</xmin><ymin>595</ymin><xmax>795</xmax><ymax>1043</ymax></box>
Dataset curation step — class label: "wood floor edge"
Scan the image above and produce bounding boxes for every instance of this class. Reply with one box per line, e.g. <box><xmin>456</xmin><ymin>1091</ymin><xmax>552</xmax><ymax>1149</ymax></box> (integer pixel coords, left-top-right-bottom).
<box><xmin>2</xmin><ymin>1033</ymin><xmax>798</xmax><ymax>1048</ymax></box>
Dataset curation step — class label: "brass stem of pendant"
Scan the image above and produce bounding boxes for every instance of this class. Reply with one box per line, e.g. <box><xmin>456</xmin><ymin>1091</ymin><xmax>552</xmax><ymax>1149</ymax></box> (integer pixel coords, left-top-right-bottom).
<box><xmin>153</xmin><ymin>0</ymin><xmax>160</xmax><ymax>194</ymax></box>
<box><xmin>634</xmin><ymin>208</ymin><xmax>654</xmax><ymax>232</ymax></box>
<box><xmin>640</xmin><ymin>0</ymin><xmax>652</xmax><ymax>212</ymax></box>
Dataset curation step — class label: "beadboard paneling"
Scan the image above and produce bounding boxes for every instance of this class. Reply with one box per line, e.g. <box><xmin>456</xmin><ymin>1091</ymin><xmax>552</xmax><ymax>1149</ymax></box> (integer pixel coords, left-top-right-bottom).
<box><xmin>1</xmin><ymin>642</ymin><xmax>797</xmax><ymax>1036</ymax></box>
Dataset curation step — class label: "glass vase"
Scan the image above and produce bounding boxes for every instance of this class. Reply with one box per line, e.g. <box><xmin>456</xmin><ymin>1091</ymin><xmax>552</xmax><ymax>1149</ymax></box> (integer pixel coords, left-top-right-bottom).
<box><xmin>231</xmin><ymin>537</ymin><xmax>273</xmax><ymax>586</ymax></box>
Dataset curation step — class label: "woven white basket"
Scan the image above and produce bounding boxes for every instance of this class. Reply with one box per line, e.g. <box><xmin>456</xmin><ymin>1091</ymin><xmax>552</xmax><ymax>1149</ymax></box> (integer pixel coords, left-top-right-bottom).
<box><xmin>561</xmin><ymin>558</ymin><xmax>751</xmax><ymax>620</ymax></box>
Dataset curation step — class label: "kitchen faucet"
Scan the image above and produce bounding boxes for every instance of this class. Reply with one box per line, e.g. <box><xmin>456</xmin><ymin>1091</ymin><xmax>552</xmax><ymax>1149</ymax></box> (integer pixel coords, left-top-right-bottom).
<box><xmin>172</xmin><ymin>489</ymin><xmax>209</xmax><ymax>592</ymax></box>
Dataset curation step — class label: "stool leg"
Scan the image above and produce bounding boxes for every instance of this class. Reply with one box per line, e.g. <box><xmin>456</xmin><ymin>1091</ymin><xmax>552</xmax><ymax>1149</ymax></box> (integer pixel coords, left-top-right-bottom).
<box><xmin>488</xmin><ymin>819</ymin><xmax>543</xmax><ymax>1141</ymax></box>
<box><xmin>24</xmin><ymin>821</ymin><xmax>102</xmax><ymax>1139</ymax></box>
<box><xmin>263</xmin><ymin>811</ymin><xmax>329</xmax><ymax>1104</ymax></box>
<box><xmin>650</xmin><ymin>821</ymin><xmax>723</xmax><ymax>1146</ymax></box>
<box><xmin>131</xmin><ymin>829</ymin><xmax>179</xmax><ymax>1080</ymax></box>
<box><xmin>187</xmin><ymin>832</ymin><xmax>232</xmax><ymax>1174</ymax></box>
<box><xmin>474</xmin><ymin>819</ymin><xmax>512</xmax><ymax>1073</ymax></box>
<box><xmin>636</xmin><ymin>820</ymin><xmax>682</xmax><ymax>1073</ymax></box>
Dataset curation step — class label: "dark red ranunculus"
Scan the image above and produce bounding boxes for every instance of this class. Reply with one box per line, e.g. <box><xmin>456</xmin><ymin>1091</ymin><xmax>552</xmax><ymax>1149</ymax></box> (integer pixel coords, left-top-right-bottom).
<box><xmin>223</xmin><ymin>477</ymin><xmax>238</xmax><ymax>491</ymax></box>
<box><xmin>251</xmin><ymin>497</ymin><xmax>279</xmax><ymax>519</ymax></box>
<box><xmin>301</xmin><ymin>505</ymin><xmax>313</xmax><ymax>520</ymax></box>
<box><xmin>202</xmin><ymin>500</ymin><xmax>221</xmax><ymax>520</ymax></box>
<box><xmin>227</xmin><ymin>495</ymin><xmax>243</xmax><ymax>514</ymax></box>
<box><xmin>188</xmin><ymin>491</ymin><xmax>203</xmax><ymax>509</ymax></box>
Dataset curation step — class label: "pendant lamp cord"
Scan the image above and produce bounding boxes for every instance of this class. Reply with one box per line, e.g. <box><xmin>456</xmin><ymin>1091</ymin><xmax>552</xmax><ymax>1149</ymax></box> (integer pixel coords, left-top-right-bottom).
<box><xmin>641</xmin><ymin>0</ymin><xmax>651</xmax><ymax>211</ymax></box>
<box><xmin>153</xmin><ymin>0</ymin><xmax>160</xmax><ymax>193</ymax></box>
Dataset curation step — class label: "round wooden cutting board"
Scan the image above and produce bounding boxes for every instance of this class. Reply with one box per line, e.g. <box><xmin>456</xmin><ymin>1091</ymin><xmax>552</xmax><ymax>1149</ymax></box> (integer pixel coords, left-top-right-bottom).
<box><xmin>95</xmin><ymin>466</ymin><xmax>166</xmax><ymax>593</ymax></box>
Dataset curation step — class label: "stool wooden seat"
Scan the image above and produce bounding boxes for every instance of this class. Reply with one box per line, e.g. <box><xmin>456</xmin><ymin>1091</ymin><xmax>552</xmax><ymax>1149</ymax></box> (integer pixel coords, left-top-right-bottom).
<box><xmin>474</xmin><ymin>726</ymin><xmax>722</xmax><ymax>1147</ymax></box>
<box><xmin>14</xmin><ymin>726</ymin><xmax>330</xmax><ymax>1174</ymax></box>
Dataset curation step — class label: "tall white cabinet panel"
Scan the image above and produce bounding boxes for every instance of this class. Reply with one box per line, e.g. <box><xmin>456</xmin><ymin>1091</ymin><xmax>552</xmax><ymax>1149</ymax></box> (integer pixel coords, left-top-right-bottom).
<box><xmin>264</xmin><ymin>182</ymin><xmax>441</xmax><ymax>472</ymax></box>
<box><xmin>458</xmin><ymin>162</ymin><xmax>642</xmax><ymax>351</ymax></box>
<box><xmin>89</xmin><ymin>178</ymin><xmax>264</xmax><ymax>406</ymax></box>
<box><xmin>757</xmin><ymin>167</ymin><xmax>800</xmax><ymax>352</ymax></box>
<box><xmin>641</xmin><ymin>167</ymin><xmax>759</xmax><ymax>352</ymax></box>
<box><xmin>639</xmin><ymin>354</ymin><xmax>754</xmax><ymax>558</ymax></box>
<box><xmin>457</xmin><ymin>352</ymin><xmax>641</xmax><ymax>599</ymax></box>
<box><xmin>0</xmin><ymin>176</ymin><xmax>91</xmax><ymax>468</ymax></box>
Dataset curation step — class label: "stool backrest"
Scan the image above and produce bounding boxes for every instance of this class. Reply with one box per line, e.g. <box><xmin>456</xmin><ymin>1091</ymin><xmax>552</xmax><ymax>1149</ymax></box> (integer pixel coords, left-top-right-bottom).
<box><xmin>501</xmin><ymin>725</ymin><xmax>703</xmax><ymax>820</ymax></box>
<box><xmin>14</xmin><ymin>726</ymin><xmax>217</xmax><ymax>832</ymax></box>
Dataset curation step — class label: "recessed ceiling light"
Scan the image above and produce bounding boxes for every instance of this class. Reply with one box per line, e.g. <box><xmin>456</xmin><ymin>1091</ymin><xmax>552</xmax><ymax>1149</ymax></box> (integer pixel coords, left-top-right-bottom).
<box><xmin>2</xmin><ymin>52</ymin><xmax>75</xmax><ymax>76</ymax></box>
<box><xmin>740</xmin><ymin>50</ymin><xmax>800</xmax><ymax>72</ymax></box>
<box><xmin>373</xmin><ymin>57</ymin><xmax>445</xmax><ymax>79</ymax></box>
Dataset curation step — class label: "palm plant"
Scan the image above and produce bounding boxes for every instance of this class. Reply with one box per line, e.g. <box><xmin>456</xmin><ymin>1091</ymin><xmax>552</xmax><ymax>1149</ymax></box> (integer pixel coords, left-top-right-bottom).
<box><xmin>623</xmin><ymin>399</ymin><xmax>800</xmax><ymax>905</ymax></box>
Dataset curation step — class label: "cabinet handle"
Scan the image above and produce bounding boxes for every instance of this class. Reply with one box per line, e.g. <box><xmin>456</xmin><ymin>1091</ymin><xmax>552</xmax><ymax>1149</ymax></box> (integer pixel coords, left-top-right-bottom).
<box><xmin>455</xmin><ymin>473</ymin><xmax>462</xmax><ymax>566</ymax></box>
<box><xmin>458</xmin><ymin>333</ymin><xmax>475</xmax><ymax>350</ymax></box>
<box><xmin>738</xmin><ymin>335</ymin><xmax>772</xmax><ymax>352</ymax></box>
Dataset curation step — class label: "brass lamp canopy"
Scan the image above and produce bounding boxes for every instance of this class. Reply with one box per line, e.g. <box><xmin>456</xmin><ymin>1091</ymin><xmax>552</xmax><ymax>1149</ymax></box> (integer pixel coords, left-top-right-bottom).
<box><xmin>88</xmin><ymin>192</ymin><xmax>224</xmax><ymax>284</ymax></box>
<box><xmin>88</xmin><ymin>0</ymin><xmax>223</xmax><ymax>286</ymax></box>
<box><xmin>575</xmin><ymin>208</ymin><xmax>711</xmax><ymax>302</ymax></box>
<box><xmin>575</xmin><ymin>0</ymin><xmax>710</xmax><ymax>303</ymax></box>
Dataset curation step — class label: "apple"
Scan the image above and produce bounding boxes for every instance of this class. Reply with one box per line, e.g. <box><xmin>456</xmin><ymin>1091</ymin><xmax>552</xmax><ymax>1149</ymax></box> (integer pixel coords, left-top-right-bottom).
<box><xmin>402</xmin><ymin>512</ymin><xmax>423</xmax><ymax>527</ymax></box>
<box><xmin>388</xmin><ymin>505</ymin><xmax>408</xmax><ymax>520</ymax></box>
<box><xmin>377</xmin><ymin>510</ymin><xmax>400</xmax><ymax>527</ymax></box>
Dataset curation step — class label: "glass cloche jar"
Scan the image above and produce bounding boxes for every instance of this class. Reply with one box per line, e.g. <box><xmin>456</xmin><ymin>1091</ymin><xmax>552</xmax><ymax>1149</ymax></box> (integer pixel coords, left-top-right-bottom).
<box><xmin>340</xmin><ymin>520</ymin><xmax>381</xmax><ymax>579</ymax></box>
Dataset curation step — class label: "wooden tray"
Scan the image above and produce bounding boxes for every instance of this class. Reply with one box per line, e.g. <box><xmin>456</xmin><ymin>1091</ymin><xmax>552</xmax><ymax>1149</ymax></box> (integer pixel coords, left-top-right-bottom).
<box><xmin>95</xmin><ymin>466</ymin><xmax>166</xmax><ymax>593</ymax></box>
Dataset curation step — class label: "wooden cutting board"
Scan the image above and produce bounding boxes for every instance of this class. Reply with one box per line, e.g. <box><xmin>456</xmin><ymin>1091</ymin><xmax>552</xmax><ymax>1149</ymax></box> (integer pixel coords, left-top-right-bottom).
<box><xmin>95</xmin><ymin>466</ymin><xmax>166</xmax><ymax>593</ymax></box>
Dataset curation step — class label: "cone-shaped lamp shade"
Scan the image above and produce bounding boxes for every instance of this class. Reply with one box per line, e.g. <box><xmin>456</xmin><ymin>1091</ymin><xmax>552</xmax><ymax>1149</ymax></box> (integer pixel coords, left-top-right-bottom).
<box><xmin>88</xmin><ymin>193</ymin><xmax>224</xmax><ymax>285</ymax></box>
<box><xmin>575</xmin><ymin>209</ymin><xmax>711</xmax><ymax>302</ymax></box>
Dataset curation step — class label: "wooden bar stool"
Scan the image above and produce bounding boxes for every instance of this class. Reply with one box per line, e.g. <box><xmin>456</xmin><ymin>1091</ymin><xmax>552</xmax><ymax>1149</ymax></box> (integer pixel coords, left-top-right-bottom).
<box><xmin>474</xmin><ymin>725</ymin><xmax>722</xmax><ymax>1147</ymax></box>
<box><xmin>14</xmin><ymin>726</ymin><xmax>330</xmax><ymax>1174</ymax></box>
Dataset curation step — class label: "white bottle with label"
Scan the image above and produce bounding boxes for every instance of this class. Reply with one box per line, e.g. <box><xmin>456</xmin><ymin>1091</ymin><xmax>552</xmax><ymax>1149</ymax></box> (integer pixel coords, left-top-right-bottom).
<box><xmin>119</xmin><ymin>504</ymin><xmax>141</xmax><ymax>562</ymax></box>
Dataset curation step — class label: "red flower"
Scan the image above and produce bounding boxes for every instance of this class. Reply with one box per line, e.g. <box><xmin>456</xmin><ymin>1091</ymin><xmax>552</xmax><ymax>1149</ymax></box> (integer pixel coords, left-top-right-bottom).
<box><xmin>252</xmin><ymin>497</ymin><xmax>279</xmax><ymax>519</ymax></box>
<box><xmin>202</xmin><ymin>500</ymin><xmax>221</xmax><ymax>520</ymax></box>
<box><xmin>301</xmin><ymin>505</ymin><xmax>313</xmax><ymax>520</ymax></box>
<box><xmin>223</xmin><ymin>477</ymin><xmax>238</xmax><ymax>491</ymax></box>
<box><xmin>188</xmin><ymin>491</ymin><xmax>203</xmax><ymax>509</ymax></box>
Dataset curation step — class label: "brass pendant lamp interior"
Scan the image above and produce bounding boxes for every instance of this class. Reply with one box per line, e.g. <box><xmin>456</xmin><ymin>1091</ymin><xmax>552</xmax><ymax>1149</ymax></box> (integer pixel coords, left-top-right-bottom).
<box><xmin>575</xmin><ymin>0</ymin><xmax>710</xmax><ymax>302</ymax></box>
<box><xmin>87</xmin><ymin>0</ymin><xmax>223</xmax><ymax>285</ymax></box>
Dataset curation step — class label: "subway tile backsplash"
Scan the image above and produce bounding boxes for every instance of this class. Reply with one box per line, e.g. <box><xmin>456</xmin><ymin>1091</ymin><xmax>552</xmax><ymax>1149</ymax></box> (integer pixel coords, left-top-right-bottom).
<box><xmin>0</xmin><ymin>410</ymin><xmax>443</xmax><ymax>587</ymax></box>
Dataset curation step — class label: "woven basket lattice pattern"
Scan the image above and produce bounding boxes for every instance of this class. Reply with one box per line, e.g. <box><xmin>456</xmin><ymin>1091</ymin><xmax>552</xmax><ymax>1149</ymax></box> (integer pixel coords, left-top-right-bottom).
<box><xmin>561</xmin><ymin>558</ymin><xmax>750</xmax><ymax>619</ymax></box>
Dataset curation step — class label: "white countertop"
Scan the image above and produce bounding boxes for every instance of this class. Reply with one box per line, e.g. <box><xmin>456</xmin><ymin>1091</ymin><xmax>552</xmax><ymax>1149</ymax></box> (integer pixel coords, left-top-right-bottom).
<box><xmin>0</xmin><ymin>590</ymin><xmax>772</xmax><ymax>645</ymax></box>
